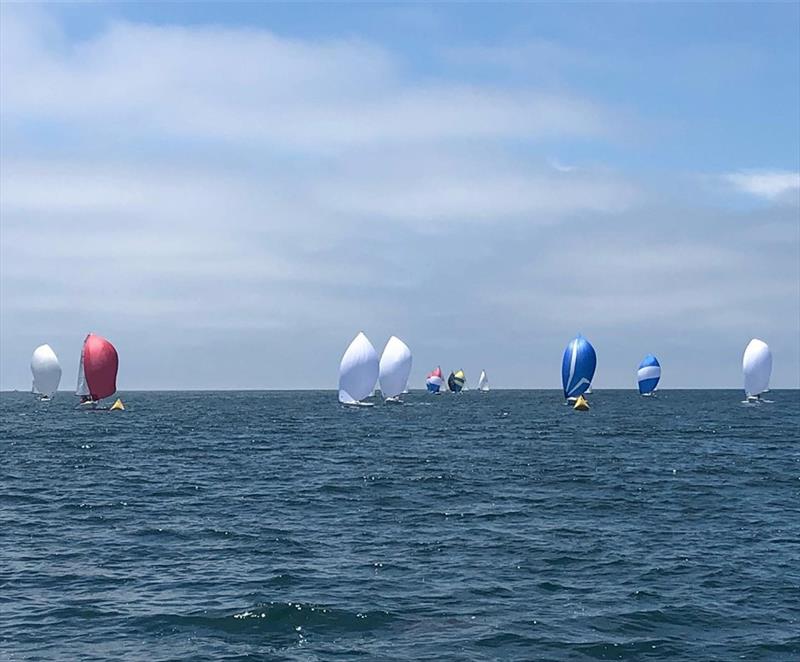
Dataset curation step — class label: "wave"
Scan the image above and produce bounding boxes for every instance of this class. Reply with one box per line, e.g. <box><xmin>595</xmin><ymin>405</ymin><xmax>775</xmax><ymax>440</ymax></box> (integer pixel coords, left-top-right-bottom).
<box><xmin>135</xmin><ymin>601</ymin><xmax>396</xmax><ymax>637</ymax></box>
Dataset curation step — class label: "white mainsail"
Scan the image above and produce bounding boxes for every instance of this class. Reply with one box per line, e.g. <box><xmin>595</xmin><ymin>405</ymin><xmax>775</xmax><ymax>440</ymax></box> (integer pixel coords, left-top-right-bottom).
<box><xmin>338</xmin><ymin>332</ymin><xmax>379</xmax><ymax>404</ymax></box>
<box><xmin>743</xmin><ymin>338</ymin><xmax>772</xmax><ymax>398</ymax></box>
<box><xmin>477</xmin><ymin>370</ymin><xmax>489</xmax><ymax>391</ymax></box>
<box><xmin>76</xmin><ymin>345</ymin><xmax>90</xmax><ymax>397</ymax></box>
<box><xmin>31</xmin><ymin>344</ymin><xmax>62</xmax><ymax>398</ymax></box>
<box><xmin>378</xmin><ymin>336</ymin><xmax>412</xmax><ymax>399</ymax></box>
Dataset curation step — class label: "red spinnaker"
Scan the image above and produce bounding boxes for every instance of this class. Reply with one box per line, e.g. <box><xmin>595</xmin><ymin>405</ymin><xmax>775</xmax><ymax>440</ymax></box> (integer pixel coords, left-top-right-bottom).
<box><xmin>431</xmin><ymin>366</ymin><xmax>443</xmax><ymax>378</ymax></box>
<box><xmin>83</xmin><ymin>334</ymin><xmax>118</xmax><ymax>400</ymax></box>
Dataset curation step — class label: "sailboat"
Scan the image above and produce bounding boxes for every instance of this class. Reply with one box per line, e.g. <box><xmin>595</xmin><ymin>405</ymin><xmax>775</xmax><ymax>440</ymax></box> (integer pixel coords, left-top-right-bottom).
<box><xmin>31</xmin><ymin>344</ymin><xmax>62</xmax><ymax>400</ymax></box>
<box><xmin>637</xmin><ymin>354</ymin><xmax>661</xmax><ymax>396</ymax></box>
<box><xmin>561</xmin><ymin>334</ymin><xmax>596</xmax><ymax>403</ymax></box>
<box><xmin>338</xmin><ymin>332</ymin><xmax>379</xmax><ymax>406</ymax></box>
<box><xmin>742</xmin><ymin>338</ymin><xmax>772</xmax><ymax>403</ymax></box>
<box><xmin>76</xmin><ymin>333</ymin><xmax>120</xmax><ymax>408</ymax></box>
<box><xmin>477</xmin><ymin>370</ymin><xmax>489</xmax><ymax>392</ymax></box>
<box><xmin>425</xmin><ymin>367</ymin><xmax>444</xmax><ymax>394</ymax></box>
<box><xmin>379</xmin><ymin>336</ymin><xmax>412</xmax><ymax>403</ymax></box>
<box><xmin>448</xmin><ymin>369</ymin><xmax>466</xmax><ymax>393</ymax></box>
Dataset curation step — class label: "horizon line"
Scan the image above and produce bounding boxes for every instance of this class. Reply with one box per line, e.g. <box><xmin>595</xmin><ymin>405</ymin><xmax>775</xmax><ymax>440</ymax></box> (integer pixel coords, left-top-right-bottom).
<box><xmin>3</xmin><ymin>388</ymin><xmax>799</xmax><ymax>394</ymax></box>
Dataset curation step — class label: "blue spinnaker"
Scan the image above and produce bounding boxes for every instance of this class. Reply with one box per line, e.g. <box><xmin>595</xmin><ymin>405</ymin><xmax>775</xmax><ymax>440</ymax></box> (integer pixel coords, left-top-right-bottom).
<box><xmin>637</xmin><ymin>354</ymin><xmax>661</xmax><ymax>395</ymax></box>
<box><xmin>561</xmin><ymin>334</ymin><xmax>597</xmax><ymax>398</ymax></box>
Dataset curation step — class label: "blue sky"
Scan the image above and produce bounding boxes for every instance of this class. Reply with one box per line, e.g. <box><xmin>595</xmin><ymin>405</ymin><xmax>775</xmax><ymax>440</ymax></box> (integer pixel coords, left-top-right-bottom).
<box><xmin>1</xmin><ymin>2</ymin><xmax>798</xmax><ymax>389</ymax></box>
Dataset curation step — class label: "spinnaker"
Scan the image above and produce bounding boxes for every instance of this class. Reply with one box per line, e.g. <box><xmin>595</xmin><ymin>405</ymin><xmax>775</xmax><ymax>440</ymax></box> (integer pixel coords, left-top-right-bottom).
<box><xmin>637</xmin><ymin>355</ymin><xmax>661</xmax><ymax>395</ymax></box>
<box><xmin>379</xmin><ymin>336</ymin><xmax>412</xmax><ymax>400</ymax></box>
<box><xmin>31</xmin><ymin>344</ymin><xmax>62</xmax><ymax>399</ymax></box>
<box><xmin>338</xmin><ymin>332</ymin><xmax>379</xmax><ymax>405</ymax></box>
<box><xmin>742</xmin><ymin>338</ymin><xmax>772</xmax><ymax>400</ymax></box>
<box><xmin>426</xmin><ymin>367</ymin><xmax>444</xmax><ymax>393</ymax></box>
<box><xmin>448</xmin><ymin>369</ymin><xmax>466</xmax><ymax>393</ymax></box>
<box><xmin>76</xmin><ymin>334</ymin><xmax>119</xmax><ymax>404</ymax></box>
<box><xmin>561</xmin><ymin>334</ymin><xmax>596</xmax><ymax>400</ymax></box>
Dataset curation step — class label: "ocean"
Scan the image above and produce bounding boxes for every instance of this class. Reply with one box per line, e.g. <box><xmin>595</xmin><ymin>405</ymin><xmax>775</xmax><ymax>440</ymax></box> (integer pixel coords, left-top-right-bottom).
<box><xmin>1</xmin><ymin>390</ymin><xmax>798</xmax><ymax>661</ymax></box>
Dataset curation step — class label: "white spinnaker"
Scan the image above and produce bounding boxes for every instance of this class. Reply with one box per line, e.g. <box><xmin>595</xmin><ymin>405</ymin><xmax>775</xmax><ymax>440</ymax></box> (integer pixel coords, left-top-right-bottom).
<box><xmin>478</xmin><ymin>370</ymin><xmax>489</xmax><ymax>391</ymax></box>
<box><xmin>743</xmin><ymin>338</ymin><xmax>772</xmax><ymax>397</ymax></box>
<box><xmin>338</xmin><ymin>332</ymin><xmax>379</xmax><ymax>404</ymax></box>
<box><xmin>379</xmin><ymin>336</ymin><xmax>412</xmax><ymax>398</ymax></box>
<box><xmin>31</xmin><ymin>344</ymin><xmax>62</xmax><ymax>397</ymax></box>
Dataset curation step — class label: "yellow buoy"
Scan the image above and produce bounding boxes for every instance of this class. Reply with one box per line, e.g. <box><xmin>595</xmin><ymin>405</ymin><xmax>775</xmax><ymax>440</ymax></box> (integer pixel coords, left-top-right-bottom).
<box><xmin>110</xmin><ymin>398</ymin><xmax>125</xmax><ymax>411</ymax></box>
<box><xmin>573</xmin><ymin>395</ymin><xmax>589</xmax><ymax>411</ymax></box>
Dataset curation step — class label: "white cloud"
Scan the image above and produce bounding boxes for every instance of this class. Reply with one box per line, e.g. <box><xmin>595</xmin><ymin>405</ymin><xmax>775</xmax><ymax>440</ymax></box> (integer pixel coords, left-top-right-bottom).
<box><xmin>0</xmin><ymin>6</ymin><xmax>797</xmax><ymax>389</ymax></box>
<box><xmin>721</xmin><ymin>170</ymin><xmax>800</xmax><ymax>202</ymax></box>
<box><xmin>0</xmin><ymin>9</ymin><xmax>615</xmax><ymax>151</ymax></box>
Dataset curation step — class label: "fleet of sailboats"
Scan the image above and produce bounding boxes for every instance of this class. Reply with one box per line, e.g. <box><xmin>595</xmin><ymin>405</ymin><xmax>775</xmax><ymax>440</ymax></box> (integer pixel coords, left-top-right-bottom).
<box><xmin>19</xmin><ymin>333</ymin><xmax>786</xmax><ymax>411</ymax></box>
<box><xmin>26</xmin><ymin>334</ymin><xmax>122</xmax><ymax>409</ymax></box>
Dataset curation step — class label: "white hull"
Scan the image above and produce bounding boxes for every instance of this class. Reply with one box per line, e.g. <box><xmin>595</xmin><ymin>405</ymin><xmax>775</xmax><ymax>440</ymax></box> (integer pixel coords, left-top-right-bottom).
<box><xmin>742</xmin><ymin>395</ymin><xmax>772</xmax><ymax>405</ymax></box>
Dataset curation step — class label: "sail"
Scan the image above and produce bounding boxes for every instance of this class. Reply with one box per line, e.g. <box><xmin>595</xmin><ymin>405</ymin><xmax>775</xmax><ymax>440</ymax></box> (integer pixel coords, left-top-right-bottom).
<box><xmin>637</xmin><ymin>354</ymin><xmax>661</xmax><ymax>395</ymax></box>
<box><xmin>448</xmin><ymin>369</ymin><xmax>466</xmax><ymax>393</ymax></box>
<box><xmin>379</xmin><ymin>336</ymin><xmax>412</xmax><ymax>398</ymax></box>
<box><xmin>742</xmin><ymin>338</ymin><xmax>772</xmax><ymax>397</ymax></box>
<box><xmin>76</xmin><ymin>345</ymin><xmax>89</xmax><ymax>396</ymax></box>
<box><xmin>76</xmin><ymin>334</ymin><xmax>118</xmax><ymax>401</ymax></box>
<box><xmin>478</xmin><ymin>370</ymin><xmax>489</xmax><ymax>391</ymax></box>
<box><xmin>30</xmin><ymin>344</ymin><xmax>62</xmax><ymax>397</ymax></box>
<box><xmin>338</xmin><ymin>332</ymin><xmax>379</xmax><ymax>404</ymax></box>
<box><xmin>425</xmin><ymin>366</ymin><xmax>444</xmax><ymax>393</ymax></box>
<box><xmin>561</xmin><ymin>334</ymin><xmax>596</xmax><ymax>399</ymax></box>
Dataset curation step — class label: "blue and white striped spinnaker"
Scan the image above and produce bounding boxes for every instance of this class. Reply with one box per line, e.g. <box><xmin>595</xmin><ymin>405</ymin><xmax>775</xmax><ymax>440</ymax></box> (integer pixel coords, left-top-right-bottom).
<box><xmin>637</xmin><ymin>354</ymin><xmax>661</xmax><ymax>395</ymax></box>
<box><xmin>561</xmin><ymin>334</ymin><xmax>597</xmax><ymax>399</ymax></box>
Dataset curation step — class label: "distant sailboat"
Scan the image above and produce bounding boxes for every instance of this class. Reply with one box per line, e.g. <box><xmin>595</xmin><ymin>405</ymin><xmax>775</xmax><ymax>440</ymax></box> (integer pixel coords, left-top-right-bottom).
<box><xmin>742</xmin><ymin>338</ymin><xmax>772</xmax><ymax>402</ymax></box>
<box><xmin>637</xmin><ymin>354</ymin><xmax>661</xmax><ymax>396</ymax></box>
<box><xmin>338</xmin><ymin>332</ymin><xmax>379</xmax><ymax>406</ymax></box>
<box><xmin>426</xmin><ymin>367</ymin><xmax>444</xmax><ymax>394</ymax></box>
<box><xmin>76</xmin><ymin>334</ymin><xmax>119</xmax><ymax>406</ymax></box>
<box><xmin>31</xmin><ymin>344</ymin><xmax>62</xmax><ymax>400</ymax></box>
<box><xmin>379</xmin><ymin>336</ymin><xmax>412</xmax><ymax>402</ymax></box>
<box><xmin>561</xmin><ymin>334</ymin><xmax>596</xmax><ymax>402</ymax></box>
<box><xmin>448</xmin><ymin>369</ymin><xmax>466</xmax><ymax>393</ymax></box>
<box><xmin>477</xmin><ymin>370</ymin><xmax>489</xmax><ymax>392</ymax></box>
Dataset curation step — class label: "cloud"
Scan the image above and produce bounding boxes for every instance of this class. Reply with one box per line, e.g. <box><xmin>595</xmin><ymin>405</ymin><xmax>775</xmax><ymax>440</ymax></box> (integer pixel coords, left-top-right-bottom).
<box><xmin>0</xmin><ymin>6</ymin><xmax>798</xmax><ymax>390</ymax></box>
<box><xmin>0</xmin><ymin>9</ymin><xmax>616</xmax><ymax>152</ymax></box>
<box><xmin>721</xmin><ymin>170</ymin><xmax>800</xmax><ymax>202</ymax></box>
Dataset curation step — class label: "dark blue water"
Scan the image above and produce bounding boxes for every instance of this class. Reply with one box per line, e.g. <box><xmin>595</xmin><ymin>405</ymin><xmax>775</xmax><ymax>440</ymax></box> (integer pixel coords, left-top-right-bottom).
<box><xmin>2</xmin><ymin>390</ymin><xmax>798</xmax><ymax>661</ymax></box>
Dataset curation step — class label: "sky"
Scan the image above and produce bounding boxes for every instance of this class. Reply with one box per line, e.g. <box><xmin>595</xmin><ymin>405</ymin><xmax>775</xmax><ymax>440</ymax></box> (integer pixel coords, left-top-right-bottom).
<box><xmin>1</xmin><ymin>2</ymin><xmax>798</xmax><ymax>390</ymax></box>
